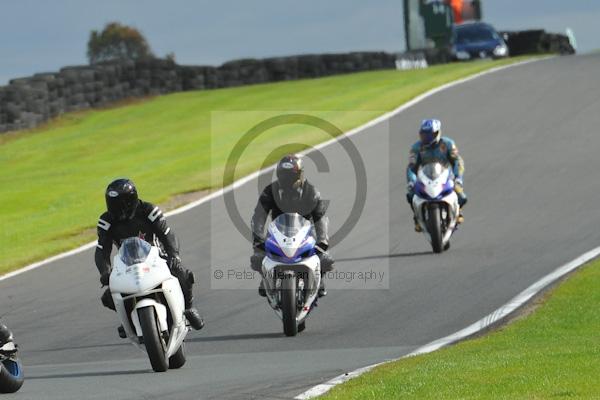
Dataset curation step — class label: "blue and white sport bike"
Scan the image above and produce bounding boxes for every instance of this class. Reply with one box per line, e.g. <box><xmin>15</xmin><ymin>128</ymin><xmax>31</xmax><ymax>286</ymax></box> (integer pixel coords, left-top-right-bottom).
<box><xmin>412</xmin><ymin>162</ymin><xmax>460</xmax><ymax>253</ymax></box>
<box><xmin>261</xmin><ymin>213</ymin><xmax>321</xmax><ymax>336</ymax></box>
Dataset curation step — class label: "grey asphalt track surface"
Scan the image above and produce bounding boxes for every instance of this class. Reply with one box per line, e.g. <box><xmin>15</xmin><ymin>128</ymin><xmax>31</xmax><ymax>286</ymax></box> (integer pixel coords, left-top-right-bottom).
<box><xmin>2</xmin><ymin>54</ymin><xmax>600</xmax><ymax>400</ymax></box>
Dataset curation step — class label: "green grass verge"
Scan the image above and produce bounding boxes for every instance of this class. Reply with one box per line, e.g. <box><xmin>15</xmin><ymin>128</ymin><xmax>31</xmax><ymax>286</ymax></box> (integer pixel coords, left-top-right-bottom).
<box><xmin>0</xmin><ymin>56</ymin><xmax>533</xmax><ymax>273</ymax></box>
<box><xmin>321</xmin><ymin>261</ymin><xmax>600</xmax><ymax>400</ymax></box>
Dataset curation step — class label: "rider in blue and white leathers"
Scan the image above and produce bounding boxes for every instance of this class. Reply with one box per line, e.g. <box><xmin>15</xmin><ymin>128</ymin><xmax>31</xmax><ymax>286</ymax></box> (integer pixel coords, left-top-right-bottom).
<box><xmin>406</xmin><ymin>119</ymin><xmax>467</xmax><ymax>232</ymax></box>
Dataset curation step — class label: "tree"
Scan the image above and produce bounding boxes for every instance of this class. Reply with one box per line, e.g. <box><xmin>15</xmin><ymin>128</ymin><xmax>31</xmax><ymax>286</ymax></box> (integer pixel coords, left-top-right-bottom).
<box><xmin>87</xmin><ymin>22</ymin><xmax>154</xmax><ymax>64</ymax></box>
<box><xmin>165</xmin><ymin>52</ymin><xmax>176</xmax><ymax>63</ymax></box>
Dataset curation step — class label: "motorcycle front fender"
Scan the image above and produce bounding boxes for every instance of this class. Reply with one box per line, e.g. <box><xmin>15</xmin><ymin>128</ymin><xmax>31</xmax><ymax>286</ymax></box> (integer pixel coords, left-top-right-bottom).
<box><xmin>131</xmin><ymin>299</ymin><xmax>168</xmax><ymax>336</ymax></box>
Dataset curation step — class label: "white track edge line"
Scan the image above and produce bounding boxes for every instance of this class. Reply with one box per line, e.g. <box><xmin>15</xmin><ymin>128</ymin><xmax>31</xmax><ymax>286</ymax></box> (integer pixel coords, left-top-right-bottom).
<box><xmin>0</xmin><ymin>56</ymin><xmax>549</xmax><ymax>283</ymax></box>
<box><xmin>295</xmin><ymin>242</ymin><xmax>600</xmax><ymax>399</ymax></box>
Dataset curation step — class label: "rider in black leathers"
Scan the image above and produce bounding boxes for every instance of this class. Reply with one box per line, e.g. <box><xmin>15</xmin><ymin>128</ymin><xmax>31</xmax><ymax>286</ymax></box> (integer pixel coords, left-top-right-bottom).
<box><xmin>250</xmin><ymin>155</ymin><xmax>334</xmax><ymax>297</ymax></box>
<box><xmin>95</xmin><ymin>178</ymin><xmax>204</xmax><ymax>332</ymax></box>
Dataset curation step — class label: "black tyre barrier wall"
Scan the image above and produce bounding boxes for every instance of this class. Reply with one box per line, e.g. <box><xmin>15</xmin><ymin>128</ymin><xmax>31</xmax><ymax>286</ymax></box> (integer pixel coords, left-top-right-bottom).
<box><xmin>500</xmin><ymin>30</ymin><xmax>575</xmax><ymax>57</ymax></box>
<box><xmin>0</xmin><ymin>30</ymin><xmax>574</xmax><ymax>134</ymax></box>
<box><xmin>0</xmin><ymin>52</ymin><xmax>396</xmax><ymax>133</ymax></box>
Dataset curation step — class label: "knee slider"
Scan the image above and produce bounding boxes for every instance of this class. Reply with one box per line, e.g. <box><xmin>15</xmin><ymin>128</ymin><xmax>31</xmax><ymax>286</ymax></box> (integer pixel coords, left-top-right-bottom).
<box><xmin>319</xmin><ymin>253</ymin><xmax>335</xmax><ymax>273</ymax></box>
<box><xmin>187</xmin><ymin>270</ymin><xmax>195</xmax><ymax>285</ymax></box>
<box><xmin>101</xmin><ymin>288</ymin><xmax>116</xmax><ymax>311</ymax></box>
<box><xmin>250</xmin><ymin>254</ymin><xmax>264</xmax><ymax>271</ymax></box>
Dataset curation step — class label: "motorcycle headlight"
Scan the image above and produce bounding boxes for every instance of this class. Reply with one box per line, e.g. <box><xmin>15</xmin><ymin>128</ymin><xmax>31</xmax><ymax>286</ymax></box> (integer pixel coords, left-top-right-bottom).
<box><xmin>493</xmin><ymin>45</ymin><xmax>508</xmax><ymax>57</ymax></box>
<box><xmin>456</xmin><ymin>51</ymin><xmax>471</xmax><ymax>60</ymax></box>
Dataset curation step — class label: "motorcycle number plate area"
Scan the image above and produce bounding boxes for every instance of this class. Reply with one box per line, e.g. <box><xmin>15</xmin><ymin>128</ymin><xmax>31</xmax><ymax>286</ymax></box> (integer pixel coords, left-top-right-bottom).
<box><xmin>125</xmin><ymin>266</ymin><xmax>150</xmax><ymax>274</ymax></box>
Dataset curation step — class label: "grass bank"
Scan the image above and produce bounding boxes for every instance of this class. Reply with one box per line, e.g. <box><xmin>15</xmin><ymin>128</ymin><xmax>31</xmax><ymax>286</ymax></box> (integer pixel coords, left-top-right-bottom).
<box><xmin>321</xmin><ymin>260</ymin><xmax>600</xmax><ymax>399</ymax></box>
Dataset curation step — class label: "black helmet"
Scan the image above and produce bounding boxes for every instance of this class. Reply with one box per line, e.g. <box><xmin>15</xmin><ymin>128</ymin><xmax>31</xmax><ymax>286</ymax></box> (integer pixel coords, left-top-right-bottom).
<box><xmin>0</xmin><ymin>324</ymin><xmax>12</xmax><ymax>346</ymax></box>
<box><xmin>276</xmin><ymin>154</ymin><xmax>304</xmax><ymax>194</ymax></box>
<box><xmin>105</xmin><ymin>178</ymin><xmax>139</xmax><ymax>221</ymax></box>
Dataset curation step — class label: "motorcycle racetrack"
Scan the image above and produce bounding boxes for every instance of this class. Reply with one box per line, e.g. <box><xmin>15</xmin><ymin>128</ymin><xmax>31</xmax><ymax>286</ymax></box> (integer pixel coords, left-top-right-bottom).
<box><xmin>2</xmin><ymin>54</ymin><xmax>599</xmax><ymax>399</ymax></box>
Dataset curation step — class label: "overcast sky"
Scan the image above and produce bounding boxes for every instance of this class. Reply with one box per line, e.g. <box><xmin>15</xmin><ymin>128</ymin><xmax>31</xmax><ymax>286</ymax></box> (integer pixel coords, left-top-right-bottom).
<box><xmin>1</xmin><ymin>0</ymin><xmax>597</xmax><ymax>84</ymax></box>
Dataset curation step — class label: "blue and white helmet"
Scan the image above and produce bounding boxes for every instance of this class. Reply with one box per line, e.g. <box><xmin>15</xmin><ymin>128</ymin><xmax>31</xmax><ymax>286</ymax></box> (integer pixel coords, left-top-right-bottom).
<box><xmin>419</xmin><ymin>119</ymin><xmax>442</xmax><ymax>146</ymax></box>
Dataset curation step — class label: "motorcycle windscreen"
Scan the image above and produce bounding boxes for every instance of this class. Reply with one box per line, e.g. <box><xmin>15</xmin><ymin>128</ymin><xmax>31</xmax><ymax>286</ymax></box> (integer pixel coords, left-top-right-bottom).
<box><xmin>421</xmin><ymin>162</ymin><xmax>449</xmax><ymax>180</ymax></box>
<box><xmin>118</xmin><ymin>237</ymin><xmax>151</xmax><ymax>265</ymax></box>
<box><xmin>273</xmin><ymin>213</ymin><xmax>312</xmax><ymax>238</ymax></box>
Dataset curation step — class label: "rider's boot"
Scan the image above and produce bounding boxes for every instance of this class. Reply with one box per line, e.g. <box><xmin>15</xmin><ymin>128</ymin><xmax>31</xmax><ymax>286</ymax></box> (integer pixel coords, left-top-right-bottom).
<box><xmin>414</xmin><ymin>216</ymin><xmax>423</xmax><ymax>232</ymax></box>
<box><xmin>457</xmin><ymin>194</ymin><xmax>467</xmax><ymax>225</ymax></box>
<box><xmin>184</xmin><ymin>306</ymin><xmax>205</xmax><ymax>331</ymax></box>
<box><xmin>117</xmin><ymin>325</ymin><xmax>127</xmax><ymax>339</ymax></box>
<box><xmin>177</xmin><ymin>270</ymin><xmax>204</xmax><ymax>330</ymax></box>
<box><xmin>182</xmin><ymin>290</ymin><xmax>204</xmax><ymax>330</ymax></box>
<box><xmin>318</xmin><ymin>279</ymin><xmax>327</xmax><ymax>298</ymax></box>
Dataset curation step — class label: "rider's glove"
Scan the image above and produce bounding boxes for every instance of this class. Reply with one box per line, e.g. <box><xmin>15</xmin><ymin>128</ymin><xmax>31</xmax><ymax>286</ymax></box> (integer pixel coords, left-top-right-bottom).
<box><xmin>100</xmin><ymin>272</ymin><xmax>110</xmax><ymax>287</ymax></box>
<box><xmin>316</xmin><ymin>242</ymin><xmax>329</xmax><ymax>253</ymax></box>
<box><xmin>253</xmin><ymin>240</ymin><xmax>265</xmax><ymax>251</ymax></box>
<box><xmin>168</xmin><ymin>255</ymin><xmax>182</xmax><ymax>271</ymax></box>
<box><xmin>407</xmin><ymin>181</ymin><xmax>415</xmax><ymax>192</ymax></box>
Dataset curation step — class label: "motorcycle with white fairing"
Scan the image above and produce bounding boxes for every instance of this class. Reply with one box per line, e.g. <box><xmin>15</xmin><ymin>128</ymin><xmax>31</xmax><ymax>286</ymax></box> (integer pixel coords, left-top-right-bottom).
<box><xmin>412</xmin><ymin>162</ymin><xmax>460</xmax><ymax>253</ymax></box>
<box><xmin>261</xmin><ymin>213</ymin><xmax>321</xmax><ymax>337</ymax></box>
<box><xmin>110</xmin><ymin>237</ymin><xmax>189</xmax><ymax>372</ymax></box>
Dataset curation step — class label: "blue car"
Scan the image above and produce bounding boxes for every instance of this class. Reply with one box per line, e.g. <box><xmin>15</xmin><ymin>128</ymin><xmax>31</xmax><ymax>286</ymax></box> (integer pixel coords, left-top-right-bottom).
<box><xmin>450</xmin><ymin>22</ymin><xmax>509</xmax><ymax>61</ymax></box>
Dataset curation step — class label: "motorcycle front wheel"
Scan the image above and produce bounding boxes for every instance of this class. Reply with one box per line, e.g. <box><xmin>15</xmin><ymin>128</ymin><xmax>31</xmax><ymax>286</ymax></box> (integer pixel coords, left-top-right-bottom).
<box><xmin>0</xmin><ymin>358</ymin><xmax>24</xmax><ymax>393</ymax></box>
<box><xmin>138</xmin><ymin>307</ymin><xmax>168</xmax><ymax>372</ymax></box>
<box><xmin>280</xmin><ymin>274</ymin><xmax>298</xmax><ymax>337</ymax></box>
<box><xmin>427</xmin><ymin>203</ymin><xmax>444</xmax><ymax>253</ymax></box>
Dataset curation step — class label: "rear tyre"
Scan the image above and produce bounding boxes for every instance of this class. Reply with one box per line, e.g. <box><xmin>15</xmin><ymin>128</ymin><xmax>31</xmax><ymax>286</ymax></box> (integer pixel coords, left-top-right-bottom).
<box><xmin>281</xmin><ymin>274</ymin><xmax>298</xmax><ymax>337</ymax></box>
<box><xmin>168</xmin><ymin>342</ymin><xmax>186</xmax><ymax>369</ymax></box>
<box><xmin>0</xmin><ymin>359</ymin><xmax>24</xmax><ymax>393</ymax></box>
<box><xmin>138</xmin><ymin>307</ymin><xmax>168</xmax><ymax>372</ymax></box>
<box><xmin>427</xmin><ymin>204</ymin><xmax>444</xmax><ymax>254</ymax></box>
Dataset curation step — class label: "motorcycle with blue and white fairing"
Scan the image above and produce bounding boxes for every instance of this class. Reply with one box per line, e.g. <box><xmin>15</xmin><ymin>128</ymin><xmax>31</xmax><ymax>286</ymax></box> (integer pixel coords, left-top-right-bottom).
<box><xmin>110</xmin><ymin>237</ymin><xmax>188</xmax><ymax>372</ymax></box>
<box><xmin>412</xmin><ymin>162</ymin><xmax>460</xmax><ymax>253</ymax></box>
<box><xmin>262</xmin><ymin>213</ymin><xmax>321</xmax><ymax>336</ymax></box>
